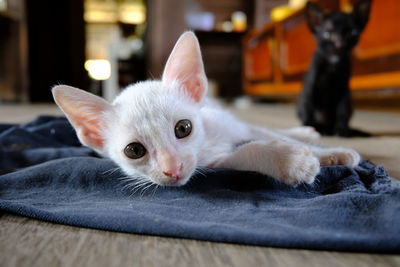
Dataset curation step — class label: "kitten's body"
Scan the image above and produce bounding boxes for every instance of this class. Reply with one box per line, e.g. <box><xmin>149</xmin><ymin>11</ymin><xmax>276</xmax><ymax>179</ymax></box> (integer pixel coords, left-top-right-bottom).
<box><xmin>53</xmin><ymin>32</ymin><xmax>360</xmax><ymax>188</ymax></box>
<box><xmin>298</xmin><ymin>0</ymin><xmax>371</xmax><ymax>136</ymax></box>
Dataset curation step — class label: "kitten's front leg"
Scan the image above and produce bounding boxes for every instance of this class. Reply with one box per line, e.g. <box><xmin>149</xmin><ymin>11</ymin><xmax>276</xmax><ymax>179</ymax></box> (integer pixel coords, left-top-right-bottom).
<box><xmin>213</xmin><ymin>140</ymin><xmax>320</xmax><ymax>186</ymax></box>
<box><xmin>275</xmin><ymin>126</ymin><xmax>321</xmax><ymax>144</ymax></box>
<box><xmin>249</xmin><ymin>125</ymin><xmax>320</xmax><ymax>145</ymax></box>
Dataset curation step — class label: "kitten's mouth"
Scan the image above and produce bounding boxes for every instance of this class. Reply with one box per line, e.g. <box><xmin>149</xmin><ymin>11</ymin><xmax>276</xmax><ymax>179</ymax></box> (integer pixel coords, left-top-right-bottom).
<box><xmin>154</xmin><ymin>175</ymin><xmax>191</xmax><ymax>187</ymax></box>
<box><xmin>154</xmin><ymin>157</ymin><xmax>197</xmax><ymax>186</ymax></box>
<box><xmin>152</xmin><ymin>169</ymin><xmax>194</xmax><ymax>187</ymax></box>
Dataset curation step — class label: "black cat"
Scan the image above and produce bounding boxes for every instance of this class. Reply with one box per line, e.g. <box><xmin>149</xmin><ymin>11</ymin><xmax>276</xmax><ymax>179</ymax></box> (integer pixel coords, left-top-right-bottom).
<box><xmin>297</xmin><ymin>0</ymin><xmax>372</xmax><ymax>136</ymax></box>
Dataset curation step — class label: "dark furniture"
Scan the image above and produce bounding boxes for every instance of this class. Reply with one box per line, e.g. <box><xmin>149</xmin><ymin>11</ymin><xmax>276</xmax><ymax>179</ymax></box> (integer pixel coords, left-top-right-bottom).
<box><xmin>242</xmin><ymin>0</ymin><xmax>400</xmax><ymax>99</ymax></box>
<box><xmin>196</xmin><ymin>30</ymin><xmax>245</xmax><ymax>98</ymax></box>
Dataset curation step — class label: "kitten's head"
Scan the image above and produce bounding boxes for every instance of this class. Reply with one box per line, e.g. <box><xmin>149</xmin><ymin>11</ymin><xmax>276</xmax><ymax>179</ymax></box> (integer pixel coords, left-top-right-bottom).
<box><xmin>52</xmin><ymin>32</ymin><xmax>208</xmax><ymax>186</ymax></box>
<box><xmin>305</xmin><ymin>0</ymin><xmax>371</xmax><ymax>61</ymax></box>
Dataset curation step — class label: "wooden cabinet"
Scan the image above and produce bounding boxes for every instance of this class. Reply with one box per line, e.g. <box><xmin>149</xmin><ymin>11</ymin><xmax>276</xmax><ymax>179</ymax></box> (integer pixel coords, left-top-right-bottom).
<box><xmin>196</xmin><ymin>31</ymin><xmax>245</xmax><ymax>98</ymax></box>
<box><xmin>0</xmin><ymin>0</ymin><xmax>28</xmax><ymax>102</ymax></box>
<box><xmin>243</xmin><ymin>0</ymin><xmax>400</xmax><ymax>98</ymax></box>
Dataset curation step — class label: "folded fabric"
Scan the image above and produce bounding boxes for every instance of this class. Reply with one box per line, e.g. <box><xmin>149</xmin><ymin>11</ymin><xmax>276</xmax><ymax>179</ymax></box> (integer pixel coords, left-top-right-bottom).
<box><xmin>1</xmin><ymin>116</ymin><xmax>399</xmax><ymax>252</ymax></box>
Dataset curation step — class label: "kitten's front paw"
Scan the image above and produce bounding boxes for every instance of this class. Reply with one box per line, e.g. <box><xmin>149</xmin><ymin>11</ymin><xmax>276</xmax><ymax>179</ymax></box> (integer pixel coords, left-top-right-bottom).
<box><xmin>273</xmin><ymin>143</ymin><xmax>320</xmax><ymax>186</ymax></box>
<box><xmin>318</xmin><ymin>147</ymin><xmax>361</xmax><ymax>168</ymax></box>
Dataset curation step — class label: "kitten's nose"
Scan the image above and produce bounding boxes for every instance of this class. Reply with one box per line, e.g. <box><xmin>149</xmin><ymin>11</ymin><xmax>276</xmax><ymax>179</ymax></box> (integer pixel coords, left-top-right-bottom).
<box><xmin>162</xmin><ymin>163</ymin><xmax>183</xmax><ymax>181</ymax></box>
<box><xmin>159</xmin><ymin>152</ymin><xmax>183</xmax><ymax>180</ymax></box>
<box><xmin>163</xmin><ymin>171</ymin><xmax>182</xmax><ymax>181</ymax></box>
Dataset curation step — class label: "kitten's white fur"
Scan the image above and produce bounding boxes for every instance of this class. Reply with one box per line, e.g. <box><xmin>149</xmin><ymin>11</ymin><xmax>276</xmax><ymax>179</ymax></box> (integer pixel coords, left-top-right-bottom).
<box><xmin>52</xmin><ymin>32</ymin><xmax>360</xmax><ymax>187</ymax></box>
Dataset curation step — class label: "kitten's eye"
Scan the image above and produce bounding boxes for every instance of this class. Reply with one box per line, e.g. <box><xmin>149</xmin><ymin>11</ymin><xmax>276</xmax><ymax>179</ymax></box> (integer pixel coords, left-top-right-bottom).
<box><xmin>351</xmin><ymin>29</ymin><xmax>359</xmax><ymax>36</ymax></box>
<box><xmin>175</xmin><ymin>119</ymin><xmax>192</xmax><ymax>139</ymax></box>
<box><xmin>124</xmin><ymin>142</ymin><xmax>146</xmax><ymax>159</ymax></box>
<box><xmin>322</xmin><ymin>31</ymin><xmax>331</xmax><ymax>40</ymax></box>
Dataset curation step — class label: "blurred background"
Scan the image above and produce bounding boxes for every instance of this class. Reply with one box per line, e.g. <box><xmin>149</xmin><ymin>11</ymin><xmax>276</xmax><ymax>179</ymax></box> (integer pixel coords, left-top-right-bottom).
<box><xmin>0</xmin><ymin>0</ymin><xmax>399</xmax><ymax>106</ymax></box>
<box><xmin>2</xmin><ymin>2</ymin><xmax>400</xmax><ymax>264</ymax></box>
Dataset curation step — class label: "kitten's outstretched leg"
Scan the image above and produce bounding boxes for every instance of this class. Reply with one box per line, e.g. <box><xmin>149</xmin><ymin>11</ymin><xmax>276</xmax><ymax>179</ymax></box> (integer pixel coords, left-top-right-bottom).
<box><xmin>211</xmin><ymin>140</ymin><xmax>360</xmax><ymax>186</ymax></box>
<box><xmin>213</xmin><ymin>140</ymin><xmax>320</xmax><ymax>186</ymax></box>
<box><xmin>249</xmin><ymin>124</ymin><xmax>360</xmax><ymax>168</ymax></box>
<box><xmin>249</xmin><ymin>125</ymin><xmax>320</xmax><ymax>144</ymax></box>
<box><xmin>275</xmin><ymin>126</ymin><xmax>321</xmax><ymax>144</ymax></box>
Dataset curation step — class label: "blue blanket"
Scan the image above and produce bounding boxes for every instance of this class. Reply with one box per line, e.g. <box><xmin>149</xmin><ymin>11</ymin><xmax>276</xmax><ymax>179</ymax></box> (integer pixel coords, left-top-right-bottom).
<box><xmin>1</xmin><ymin>116</ymin><xmax>399</xmax><ymax>252</ymax></box>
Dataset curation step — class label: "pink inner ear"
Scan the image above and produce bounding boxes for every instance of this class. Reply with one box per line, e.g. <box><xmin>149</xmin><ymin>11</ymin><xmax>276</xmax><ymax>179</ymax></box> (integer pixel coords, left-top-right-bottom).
<box><xmin>52</xmin><ymin>85</ymin><xmax>110</xmax><ymax>151</ymax></box>
<box><xmin>184</xmin><ymin>75</ymin><xmax>204</xmax><ymax>102</ymax></box>
<box><xmin>162</xmin><ymin>32</ymin><xmax>207</xmax><ymax>103</ymax></box>
<box><xmin>164</xmin><ymin>56</ymin><xmax>207</xmax><ymax>103</ymax></box>
<box><xmin>82</xmin><ymin>128</ymin><xmax>103</xmax><ymax>148</ymax></box>
<box><xmin>73</xmin><ymin>113</ymin><xmax>105</xmax><ymax>149</ymax></box>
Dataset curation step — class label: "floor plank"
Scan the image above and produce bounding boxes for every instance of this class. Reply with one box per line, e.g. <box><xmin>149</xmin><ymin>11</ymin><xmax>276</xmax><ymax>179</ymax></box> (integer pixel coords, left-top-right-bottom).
<box><xmin>1</xmin><ymin>214</ymin><xmax>399</xmax><ymax>267</ymax></box>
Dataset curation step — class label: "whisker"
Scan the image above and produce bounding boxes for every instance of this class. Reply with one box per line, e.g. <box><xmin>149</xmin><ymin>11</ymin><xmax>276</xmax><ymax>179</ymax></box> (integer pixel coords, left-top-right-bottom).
<box><xmin>199</xmin><ymin>166</ymin><xmax>217</xmax><ymax>173</ymax></box>
<box><xmin>140</xmin><ymin>183</ymin><xmax>155</xmax><ymax>196</ymax></box>
<box><xmin>194</xmin><ymin>166</ymin><xmax>216</xmax><ymax>178</ymax></box>
<box><xmin>130</xmin><ymin>184</ymin><xmax>145</xmax><ymax>196</ymax></box>
<box><xmin>118</xmin><ymin>176</ymin><xmax>140</xmax><ymax>185</ymax></box>
<box><xmin>115</xmin><ymin>174</ymin><xmax>153</xmax><ymax>196</ymax></box>
<box><xmin>130</xmin><ymin>180</ymin><xmax>153</xmax><ymax>196</ymax></box>
<box><xmin>123</xmin><ymin>181</ymin><xmax>145</xmax><ymax>191</ymax></box>
<box><xmin>131</xmin><ymin>184</ymin><xmax>148</xmax><ymax>197</ymax></box>
<box><xmin>194</xmin><ymin>169</ymin><xmax>206</xmax><ymax>178</ymax></box>
<box><xmin>151</xmin><ymin>185</ymin><xmax>160</xmax><ymax>197</ymax></box>
<box><xmin>114</xmin><ymin>173</ymin><xmax>160</xmax><ymax>197</ymax></box>
<box><xmin>117</xmin><ymin>176</ymin><xmax>132</xmax><ymax>182</ymax></box>
<box><xmin>125</xmin><ymin>179</ymin><xmax>148</xmax><ymax>190</ymax></box>
<box><xmin>102</xmin><ymin>167</ymin><xmax>122</xmax><ymax>176</ymax></box>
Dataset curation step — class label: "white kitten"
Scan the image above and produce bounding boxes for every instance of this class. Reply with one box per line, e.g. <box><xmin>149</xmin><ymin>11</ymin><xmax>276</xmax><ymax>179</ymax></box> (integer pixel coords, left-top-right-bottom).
<box><xmin>52</xmin><ymin>32</ymin><xmax>360</xmax><ymax>187</ymax></box>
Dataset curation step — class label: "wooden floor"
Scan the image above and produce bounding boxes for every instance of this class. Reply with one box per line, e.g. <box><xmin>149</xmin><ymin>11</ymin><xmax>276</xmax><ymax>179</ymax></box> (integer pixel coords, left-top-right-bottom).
<box><xmin>1</xmin><ymin>103</ymin><xmax>400</xmax><ymax>267</ymax></box>
<box><xmin>1</xmin><ymin>214</ymin><xmax>400</xmax><ymax>267</ymax></box>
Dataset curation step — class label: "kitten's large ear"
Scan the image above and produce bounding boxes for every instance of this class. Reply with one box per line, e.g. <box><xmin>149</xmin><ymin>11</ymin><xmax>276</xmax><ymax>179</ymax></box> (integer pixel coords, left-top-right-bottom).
<box><xmin>162</xmin><ymin>31</ymin><xmax>207</xmax><ymax>103</ymax></box>
<box><xmin>305</xmin><ymin>1</ymin><xmax>324</xmax><ymax>32</ymax></box>
<box><xmin>52</xmin><ymin>85</ymin><xmax>111</xmax><ymax>151</ymax></box>
<box><xmin>353</xmin><ymin>0</ymin><xmax>372</xmax><ymax>30</ymax></box>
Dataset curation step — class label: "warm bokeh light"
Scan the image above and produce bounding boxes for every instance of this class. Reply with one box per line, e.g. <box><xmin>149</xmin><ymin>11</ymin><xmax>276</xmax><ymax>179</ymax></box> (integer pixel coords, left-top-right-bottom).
<box><xmin>119</xmin><ymin>3</ymin><xmax>146</xmax><ymax>24</ymax></box>
<box><xmin>84</xmin><ymin>0</ymin><xmax>145</xmax><ymax>24</ymax></box>
<box><xmin>85</xmin><ymin>59</ymin><xmax>111</xmax><ymax>80</ymax></box>
<box><xmin>270</xmin><ymin>6</ymin><xmax>295</xmax><ymax>22</ymax></box>
<box><xmin>231</xmin><ymin>11</ymin><xmax>247</xmax><ymax>32</ymax></box>
<box><xmin>270</xmin><ymin>0</ymin><xmax>307</xmax><ymax>22</ymax></box>
<box><xmin>0</xmin><ymin>0</ymin><xmax>7</xmax><ymax>11</ymax></box>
